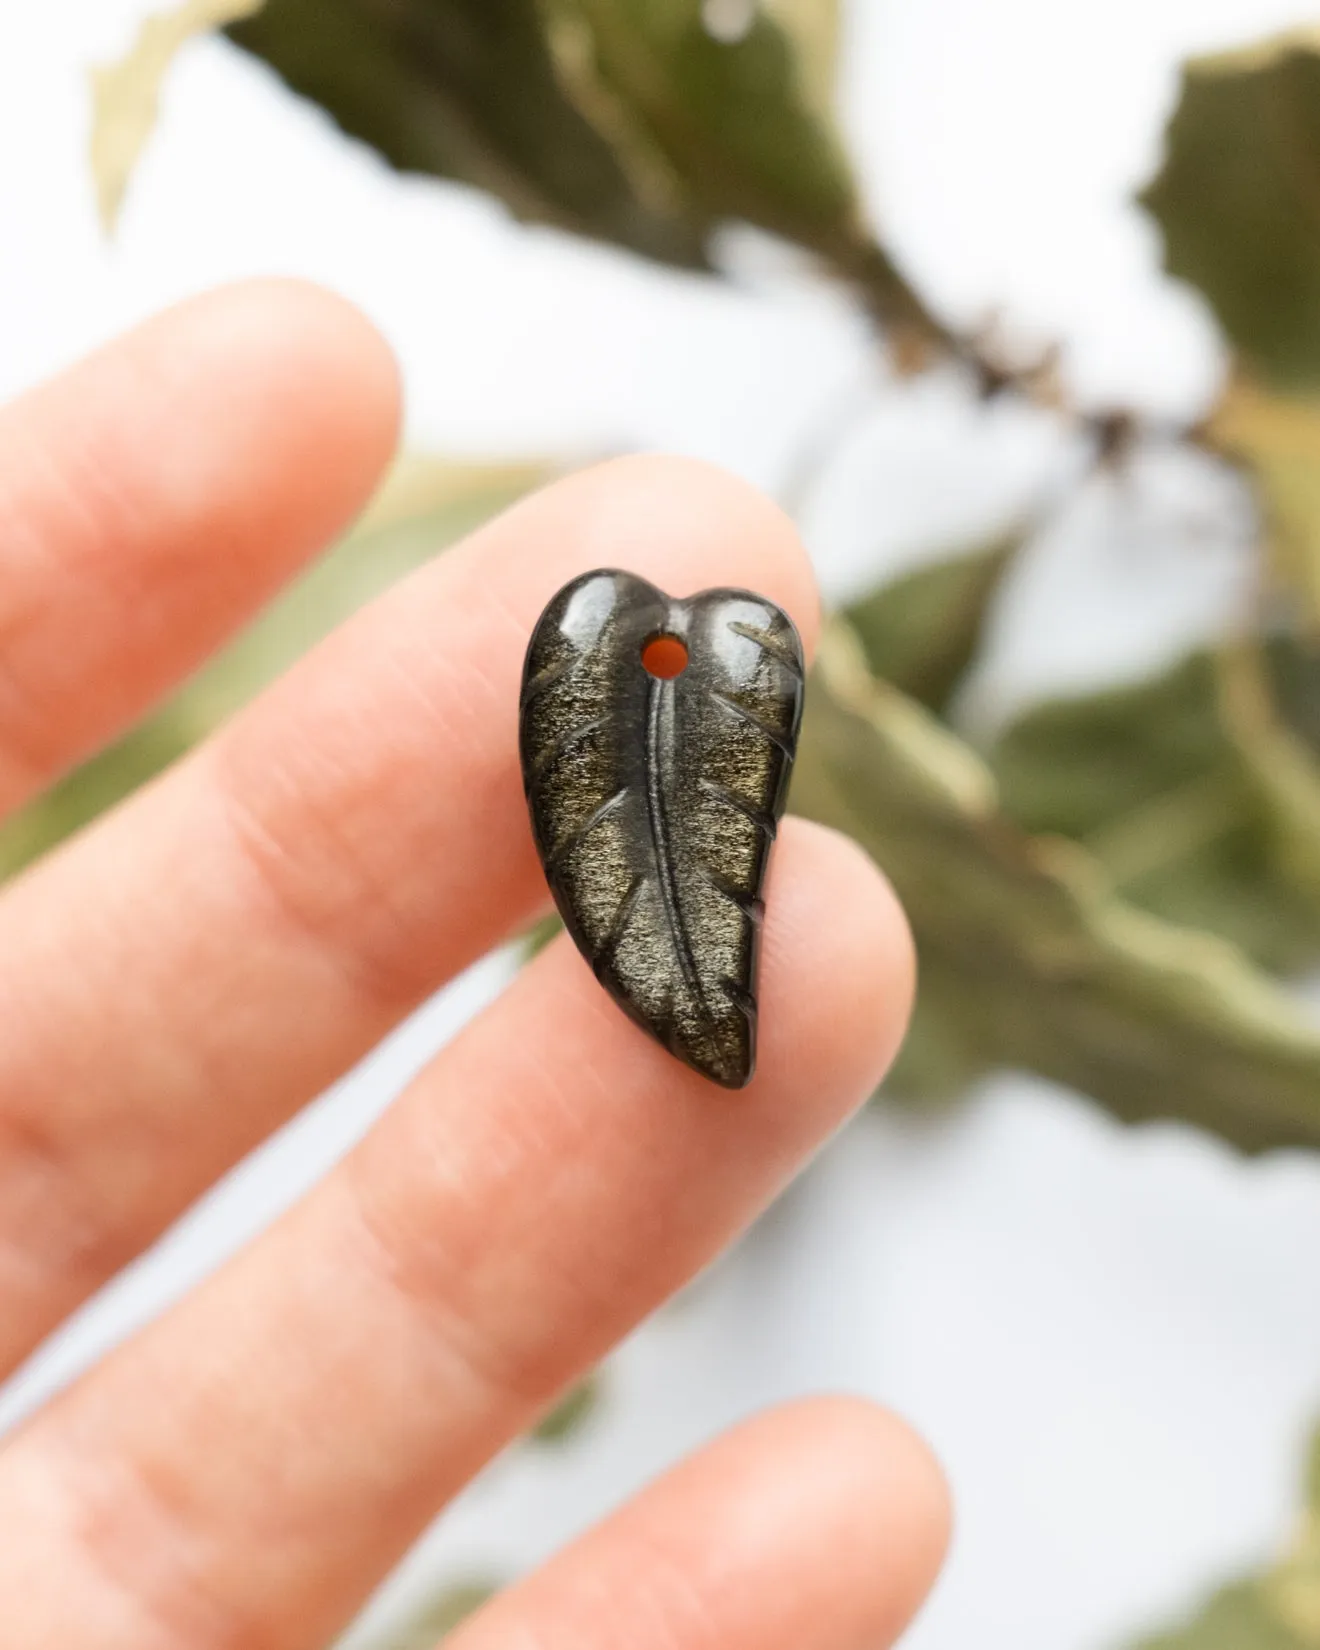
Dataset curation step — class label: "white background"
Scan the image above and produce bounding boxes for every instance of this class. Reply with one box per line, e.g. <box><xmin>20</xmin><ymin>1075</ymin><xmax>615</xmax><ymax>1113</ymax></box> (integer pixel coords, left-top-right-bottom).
<box><xmin>3</xmin><ymin>2</ymin><xmax>1320</xmax><ymax>1646</ymax></box>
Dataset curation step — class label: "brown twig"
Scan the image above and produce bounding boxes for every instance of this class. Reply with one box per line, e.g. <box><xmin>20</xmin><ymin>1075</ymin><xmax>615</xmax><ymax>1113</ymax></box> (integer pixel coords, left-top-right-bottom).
<box><xmin>827</xmin><ymin>230</ymin><xmax>1220</xmax><ymax>460</ymax></box>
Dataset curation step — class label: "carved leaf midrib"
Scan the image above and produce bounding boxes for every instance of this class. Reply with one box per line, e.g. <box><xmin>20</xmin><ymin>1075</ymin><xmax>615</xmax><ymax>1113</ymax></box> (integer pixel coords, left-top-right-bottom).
<box><xmin>528</xmin><ymin>614</ymin><xmax>797</xmax><ymax>1056</ymax></box>
<box><xmin>644</xmin><ymin>676</ymin><xmax>708</xmax><ymax>1023</ymax></box>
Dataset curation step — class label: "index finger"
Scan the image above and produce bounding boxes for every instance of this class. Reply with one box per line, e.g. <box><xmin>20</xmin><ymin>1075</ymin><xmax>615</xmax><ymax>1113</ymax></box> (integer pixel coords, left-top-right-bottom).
<box><xmin>0</xmin><ymin>454</ymin><xmax>820</xmax><ymax>1373</ymax></box>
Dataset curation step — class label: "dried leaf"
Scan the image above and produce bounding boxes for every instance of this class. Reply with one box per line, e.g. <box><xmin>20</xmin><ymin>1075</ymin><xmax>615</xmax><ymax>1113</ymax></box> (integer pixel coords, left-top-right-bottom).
<box><xmin>762</xmin><ymin>0</ymin><xmax>840</xmax><ymax>118</ymax></box>
<box><xmin>90</xmin><ymin>0</ymin><xmax>266</xmax><ymax>233</ymax></box>
<box><xmin>990</xmin><ymin>648</ymin><xmax>1320</xmax><ymax>975</ymax></box>
<box><xmin>1207</xmin><ymin>377</ymin><xmax>1320</xmax><ymax>624</ymax></box>
<box><xmin>542</xmin><ymin>0</ymin><xmax>861</xmax><ymax>260</ymax></box>
<box><xmin>227</xmin><ymin>0</ymin><xmax>709</xmax><ymax>267</ymax></box>
<box><xmin>883</xmin><ymin>961</ymin><xmax>999</xmax><ymax>1107</ymax></box>
<box><xmin>227</xmin><ymin>0</ymin><xmax>937</xmax><ymax>349</ymax></box>
<box><xmin>0</xmin><ymin>459</ymin><xmax>548</xmax><ymax>879</ymax></box>
<box><xmin>1218</xmin><ymin>640</ymin><xmax>1320</xmax><ymax>915</ymax></box>
<box><xmin>794</xmin><ymin>622</ymin><xmax>1320</xmax><ymax>1150</ymax></box>
<box><xmin>844</xmin><ymin>528</ymin><xmax>1021</xmax><ymax>713</ymax></box>
<box><xmin>1140</xmin><ymin>28</ymin><xmax>1320</xmax><ymax>391</ymax></box>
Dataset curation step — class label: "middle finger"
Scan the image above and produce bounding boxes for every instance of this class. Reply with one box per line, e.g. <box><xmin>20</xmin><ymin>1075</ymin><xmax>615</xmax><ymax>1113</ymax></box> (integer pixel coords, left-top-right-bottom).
<box><xmin>0</xmin><ymin>817</ymin><xmax>912</xmax><ymax>1649</ymax></box>
<box><xmin>0</xmin><ymin>456</ymin><xmax>818</xmax><ymax>1376</ymax></box>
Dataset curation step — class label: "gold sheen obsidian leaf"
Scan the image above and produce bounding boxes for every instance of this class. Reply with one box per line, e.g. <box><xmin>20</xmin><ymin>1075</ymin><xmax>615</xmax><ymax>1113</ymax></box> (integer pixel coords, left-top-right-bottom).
<box><xmin>520</xmin><ymin>570</ymin><xmax>805</xmax><ymax>1087</ymax></box>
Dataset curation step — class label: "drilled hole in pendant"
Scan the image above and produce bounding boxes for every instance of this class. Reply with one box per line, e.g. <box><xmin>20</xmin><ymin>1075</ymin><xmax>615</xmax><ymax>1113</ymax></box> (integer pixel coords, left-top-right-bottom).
<box><xmin>641</xmin><ymin>634</ymin><xmax>689</xmax><ymax>679</ymax></box>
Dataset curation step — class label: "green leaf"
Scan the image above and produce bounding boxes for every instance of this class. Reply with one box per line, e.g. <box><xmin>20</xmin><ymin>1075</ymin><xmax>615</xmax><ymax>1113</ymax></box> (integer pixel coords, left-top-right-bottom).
<box><xmin>843</xmin><ymin>529</ymin><xmax>1021</xmax><ymax>714</ymax></box>
<box><xmin>1140</xmin><ymin>29</ymin><xmax>1320</xmax><ymax>391</ymax></box>
<box><xmin>544</xmin><ymin>0</ymin><xmax>861</xmax><ymax>260</ymax></box>
<box><xmin>90</xmin><ymin>0</ymin><xmax>267</xmax><ymax>233</ymax></box>
<box><xmin>794</xmin><ymin>621</ymin><xmax>1320</xmax><ymax>1150</ymax></box>
<box><xmin>531</xmin><ymin>1371</ymin><xmax>602</xmax><ymax>1443</ymax></box>
<box><xmin>227</xmin><ymin>0</ymin><xmax>709</xmax><ymax>268</ymax></box>
<box><xmin>0</xmin><ymin>458</ymin><xmax>547</xmax><ymax>880</ymax></box>
<box><xmin>990</xmin><ymin>647</ymin><xmax>1320</xmax><ymax>975</ymax></box>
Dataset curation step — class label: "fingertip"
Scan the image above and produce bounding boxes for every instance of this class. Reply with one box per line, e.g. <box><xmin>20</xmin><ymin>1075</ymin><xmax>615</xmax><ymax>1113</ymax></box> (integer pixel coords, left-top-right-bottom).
<box><xmin>760</xmin><ymin>817</ymin><xmax>916</xmax><ymax>1111</ymax></box>
<box><xmin>674</xmin><ymin>1397</ymin><xmax>954</xmax><ymax>1641</ymax></box>
<box><xmin>490</xmin><ymin>453</ymin><xmax>821</xmax><ymax>662</ymax></box>
<box><xmin>0</xmin><ymin>280</ymin><xmax>404</xmax><ymax>807</ymax></box>
<box><xmin>766</xmin><ymin>1396</ymin><xmax>953</xmax><ymax>1616</ymax></box>
<box><xmin>170</xmin><ymin>278</ymin><xmax>403</xmax><ymax>500</ymax></box>
<box><xmin>468</xmin><ymin>1397</ymin><xmax>951</xmax><ymax>1650</ymax></box>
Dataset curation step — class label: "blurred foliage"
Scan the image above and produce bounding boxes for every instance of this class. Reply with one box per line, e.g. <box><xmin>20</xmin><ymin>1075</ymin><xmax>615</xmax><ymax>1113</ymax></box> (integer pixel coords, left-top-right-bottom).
<box><xmin>846</xmin><ymin>528</ymin><xmax>1021</xmax><ymax>714</ymax></box>
<box><xmin>1206</xmin><ymin>379</ymin><xmax>1320</xmax><ymax>626</ymax></box>
<box><xmin>1133</xmin><ymin>1424</ymin><xmax>1320</xmax><ymax>1649</ymax></box>
<box><xmin>1218</xmin><ymin>640</ymin><xmax>1320</xmax><ymax>925</ymax></box>
<box><xmin>531</xmin><ymin>1371</ymin><xmax>603</xmax><ymax>1444</ymax></box>
<box><xmin>227</xmin><ymin>0</ymin><xmax>710</xmax><ymax>267</ymax></box>
<box><xmin>793</xmin><ymin>621</ymin><xmax>1320</xmax><ymax>1147</ymax></box>
<box><xmin>90</xmin><ymin>0</ymin><xmax>266</xmax><ymax>232</ymax></box>
<box><xmin>352</xmin><ymin>1579</ymin><xmax>500</xmax><ymax>1649</ymax></box>
<box><xmin>225</xmin><ymin>0</ymin><xmax>865</xmax><ymax>264</ymax></box>
<box><xmin>1143</xmin><ymin>29</ymin><xmax>1320</xmax><ymax>621</ymax></box>
<box><xmin>90</xmin><ymin>0</ymin><xmax>947</xmax><ymax>357</ymax></box>
<box><xmin>1141</xmin><ymin>30</ymin><xmax>1320</xmax><ymax>395</ymax></box>
<box><xmin>990</xmin><ymin>642</ymin><xmax>1320</xmax><ymax>973</ymax></box>
<box><xmin>537</xmin><ymin>0</ymin><xmax>858</xmax><ymax>258</ymax></box>
<box><xmin>79</xmin><ymin>0</ymin><xmax>1320</xmax><ymax>1160</ymax></box>
<box><xmin>760</xmin><ymin>0</ymin><xmax>839</xmax><ymax>116</ymax></box>
<box><xmin>521</xmin><ymin>909</ymin><xmax>566</xmax><ymax>959</ymax></box>
<box><xmin>0</xmin><ymin>458</ymin><xmax>547</xmax><ymax>878</ymax></box>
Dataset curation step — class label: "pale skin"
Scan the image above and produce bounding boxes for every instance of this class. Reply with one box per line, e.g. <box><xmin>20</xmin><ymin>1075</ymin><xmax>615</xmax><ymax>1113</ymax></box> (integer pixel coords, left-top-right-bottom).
<box><xmin>0</xmin><ymin>280</ymin><xmax>950</xmax><ymax>1648</ymax></box>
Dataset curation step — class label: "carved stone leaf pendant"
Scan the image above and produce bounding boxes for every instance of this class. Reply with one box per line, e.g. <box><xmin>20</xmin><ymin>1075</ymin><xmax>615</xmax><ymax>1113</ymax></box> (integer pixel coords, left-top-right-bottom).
<box><xmin>519</xmin><ymin>569</ymin><xmax>805</xmax><ymax>1088</ymax></box>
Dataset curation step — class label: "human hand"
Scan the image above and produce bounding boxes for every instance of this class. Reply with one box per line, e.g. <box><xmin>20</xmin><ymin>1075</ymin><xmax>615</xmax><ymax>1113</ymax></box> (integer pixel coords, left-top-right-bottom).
<box><xmin>0</xmin><ymin>281</ymin><xmax>948</xmax><ymax>1648</ymax></box>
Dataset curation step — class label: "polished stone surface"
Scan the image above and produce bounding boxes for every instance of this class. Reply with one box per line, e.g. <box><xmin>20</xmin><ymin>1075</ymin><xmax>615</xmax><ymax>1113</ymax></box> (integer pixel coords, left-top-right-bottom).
<box><xmin>520</xmin><ymin>569</ymin><xmax>805</xmax><ymax>1086</ymax></box>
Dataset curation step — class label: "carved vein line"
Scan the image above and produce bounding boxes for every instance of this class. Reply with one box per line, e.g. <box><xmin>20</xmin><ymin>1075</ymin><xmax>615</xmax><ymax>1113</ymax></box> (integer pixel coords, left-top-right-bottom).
<box><xmin>701</xmin><ymin>865</ymin><xmax>765</xmax><ymax>924</ymax></box>
<box><xmin>709</xmin><ymin>690</ymin><xmax>795</xmax><ymax>759</ymax></box>
<box><xmin>526</xmin><ymin>712</ymin><xmax>611</xmax><ymax>785</ymax></box>
<box><xmin>721</xmin><ymin>976</ymin><xmax>758</xmax><ymax>1025</ymax></box>
<box><xmin>519</xmin><ymin>654</ymin><xmax>574</xmax><ymax>710</ymax></box>
<box><xmin>698</xmin><ymin>777</ymin><xmax>778</xmax><ymax>838</ymax></box>
<box><xmin>728</xmin><ymin>620</ymin><xmax>804</xmax><ymax>679</ymax></box>
<box><xmin>645</xmin><ymin>677</ymin><xmax>708</xmax><ymax>1023</ymax></box>
<box><xmin>592</xmin><ymin>873</ymin><xmax>645</xmax><ymax>979</ymax></box>
<box><xmin>545</xmin><ymin>786</ymin><xmax>629</xmax><ymax>874</ymax></box>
